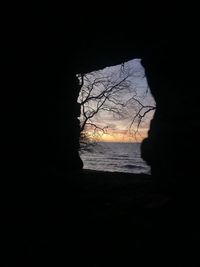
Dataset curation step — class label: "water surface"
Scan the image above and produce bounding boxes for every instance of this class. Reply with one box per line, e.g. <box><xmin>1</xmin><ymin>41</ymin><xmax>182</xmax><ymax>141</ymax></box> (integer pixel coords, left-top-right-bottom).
<box><xmin>80</xmin><ymin>142</ymin><xmax>150</xmax><ymax>174</ymax></box>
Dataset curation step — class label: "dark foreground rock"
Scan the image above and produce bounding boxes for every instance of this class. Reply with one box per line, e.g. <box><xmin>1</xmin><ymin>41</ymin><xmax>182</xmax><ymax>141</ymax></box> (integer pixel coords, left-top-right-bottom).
<box><xmin>2</xmin><ymin>170</ymin><xmax>200</xmax><ymax>266</ymax></box>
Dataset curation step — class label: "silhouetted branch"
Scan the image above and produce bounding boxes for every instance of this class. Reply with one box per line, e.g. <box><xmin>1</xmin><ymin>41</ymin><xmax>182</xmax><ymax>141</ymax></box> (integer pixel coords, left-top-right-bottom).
<box><xmin>129</xmin><ymin>105</ymin><xmax>156</xmax><ymax>138</ymax></box>
<box><xmin>78</xmin><ymin>61</ymin><xmax>156</xmax><ymax>147</ymax></box>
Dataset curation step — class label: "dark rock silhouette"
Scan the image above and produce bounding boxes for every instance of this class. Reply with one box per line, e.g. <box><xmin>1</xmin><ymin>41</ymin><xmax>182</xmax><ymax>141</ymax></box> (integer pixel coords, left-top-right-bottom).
<box><xmin>141</xmin><ymin>41</ymin><xmax>200</xmax><ymax>181</ymax></box>
<box><xmin>2</xmin><ymin>3</ymin><xmax>200</xmax><ymax>266</ymax></box>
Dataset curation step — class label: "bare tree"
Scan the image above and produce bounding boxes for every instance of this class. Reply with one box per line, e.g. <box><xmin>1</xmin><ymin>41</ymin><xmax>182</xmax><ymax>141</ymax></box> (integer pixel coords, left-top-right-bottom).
<box><xmin>125</xmin><ymin>95</ymin><xmax>156</xmax><ymax>139</ymax></box>
<box><xmin>77</xmin><ymin>60</ymin><xmax>156</xmax><ymax>147</ymax></box>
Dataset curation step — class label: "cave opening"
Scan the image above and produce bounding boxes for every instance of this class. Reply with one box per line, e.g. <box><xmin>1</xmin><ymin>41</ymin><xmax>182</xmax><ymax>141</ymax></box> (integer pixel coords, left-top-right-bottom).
<box><xmin>77</xmin><ymin>59</ymin><xmax>156</xmax><ymax>174</ymax></box>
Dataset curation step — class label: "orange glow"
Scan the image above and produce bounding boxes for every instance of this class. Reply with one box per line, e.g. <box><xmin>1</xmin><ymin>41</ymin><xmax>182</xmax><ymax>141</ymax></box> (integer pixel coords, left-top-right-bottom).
<box><xmin>86</xmin><ymin>128</ymin><xmax>148</xmax><ymax>143</ymax></box>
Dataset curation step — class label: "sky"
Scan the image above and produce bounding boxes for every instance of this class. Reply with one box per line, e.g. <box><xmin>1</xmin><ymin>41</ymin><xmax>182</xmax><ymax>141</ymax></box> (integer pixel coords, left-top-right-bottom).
<box><xmin>78</xmin><ymin>59</ymin><xmax>155</xmax><ymax>143</ymax></box>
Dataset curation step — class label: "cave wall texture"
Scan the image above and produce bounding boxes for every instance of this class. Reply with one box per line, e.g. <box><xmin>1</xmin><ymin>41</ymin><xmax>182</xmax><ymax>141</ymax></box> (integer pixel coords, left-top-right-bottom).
<box><xmin>2</xmin><ymin>3</ymin><xmax>200</xmax><ymax>266</ymax></box>
<box><xmin>3</xmin><ymin>3</ymin><xmax>200</xmax><ymax>181</ymax></box>
<box><xmin>33</xmin><ymin>4</ymin><xmax>199</xmax><ymax>180</ymax></box>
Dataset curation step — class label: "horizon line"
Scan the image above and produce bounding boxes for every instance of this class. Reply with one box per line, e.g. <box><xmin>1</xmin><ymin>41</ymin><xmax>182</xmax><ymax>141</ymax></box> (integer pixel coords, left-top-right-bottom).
<box><xmin>91</xmin><ymin>140</ymin><xmax>142</xmax><ymax>144</ymax></box>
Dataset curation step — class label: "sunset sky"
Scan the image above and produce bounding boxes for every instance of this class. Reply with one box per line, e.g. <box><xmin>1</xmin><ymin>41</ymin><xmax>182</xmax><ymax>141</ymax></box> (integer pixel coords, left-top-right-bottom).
<box><xmin>85</xmin><ymin>128</ymin><xmax>150</xmax><ymax>143</ymax></box>
<box><xmin>79</xmin><ymin>59</ymin><xmax>155</xmax><ymax>143</ymax></box>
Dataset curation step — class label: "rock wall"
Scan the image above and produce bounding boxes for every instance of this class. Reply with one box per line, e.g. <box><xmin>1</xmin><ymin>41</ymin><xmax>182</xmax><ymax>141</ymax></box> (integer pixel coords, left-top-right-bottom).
<box><xmin>141</xmin><ymin>41</ymin><xmax>200</xmax><ymax>182</ymax></box>
<box><xmin>4</xmin><ymin>6</ymin><xmax>199</xmax><ymax>179</ymax></box>
<box><xmin>29</xmin><ymin>39</ymin><xmax>200</xmax><ymax>179</ymax></box>
<box><xmin>32</xmin><ymin>65</ymin><xmax>83</xmax><ymax>175</ymax></box>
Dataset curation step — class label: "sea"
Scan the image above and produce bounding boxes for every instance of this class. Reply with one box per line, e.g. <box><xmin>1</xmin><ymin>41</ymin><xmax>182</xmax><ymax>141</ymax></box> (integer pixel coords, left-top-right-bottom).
<box><xmin>79</xmin><ymin>142</ymin><xmax>150</xmax><ymax>174</ymax></box>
